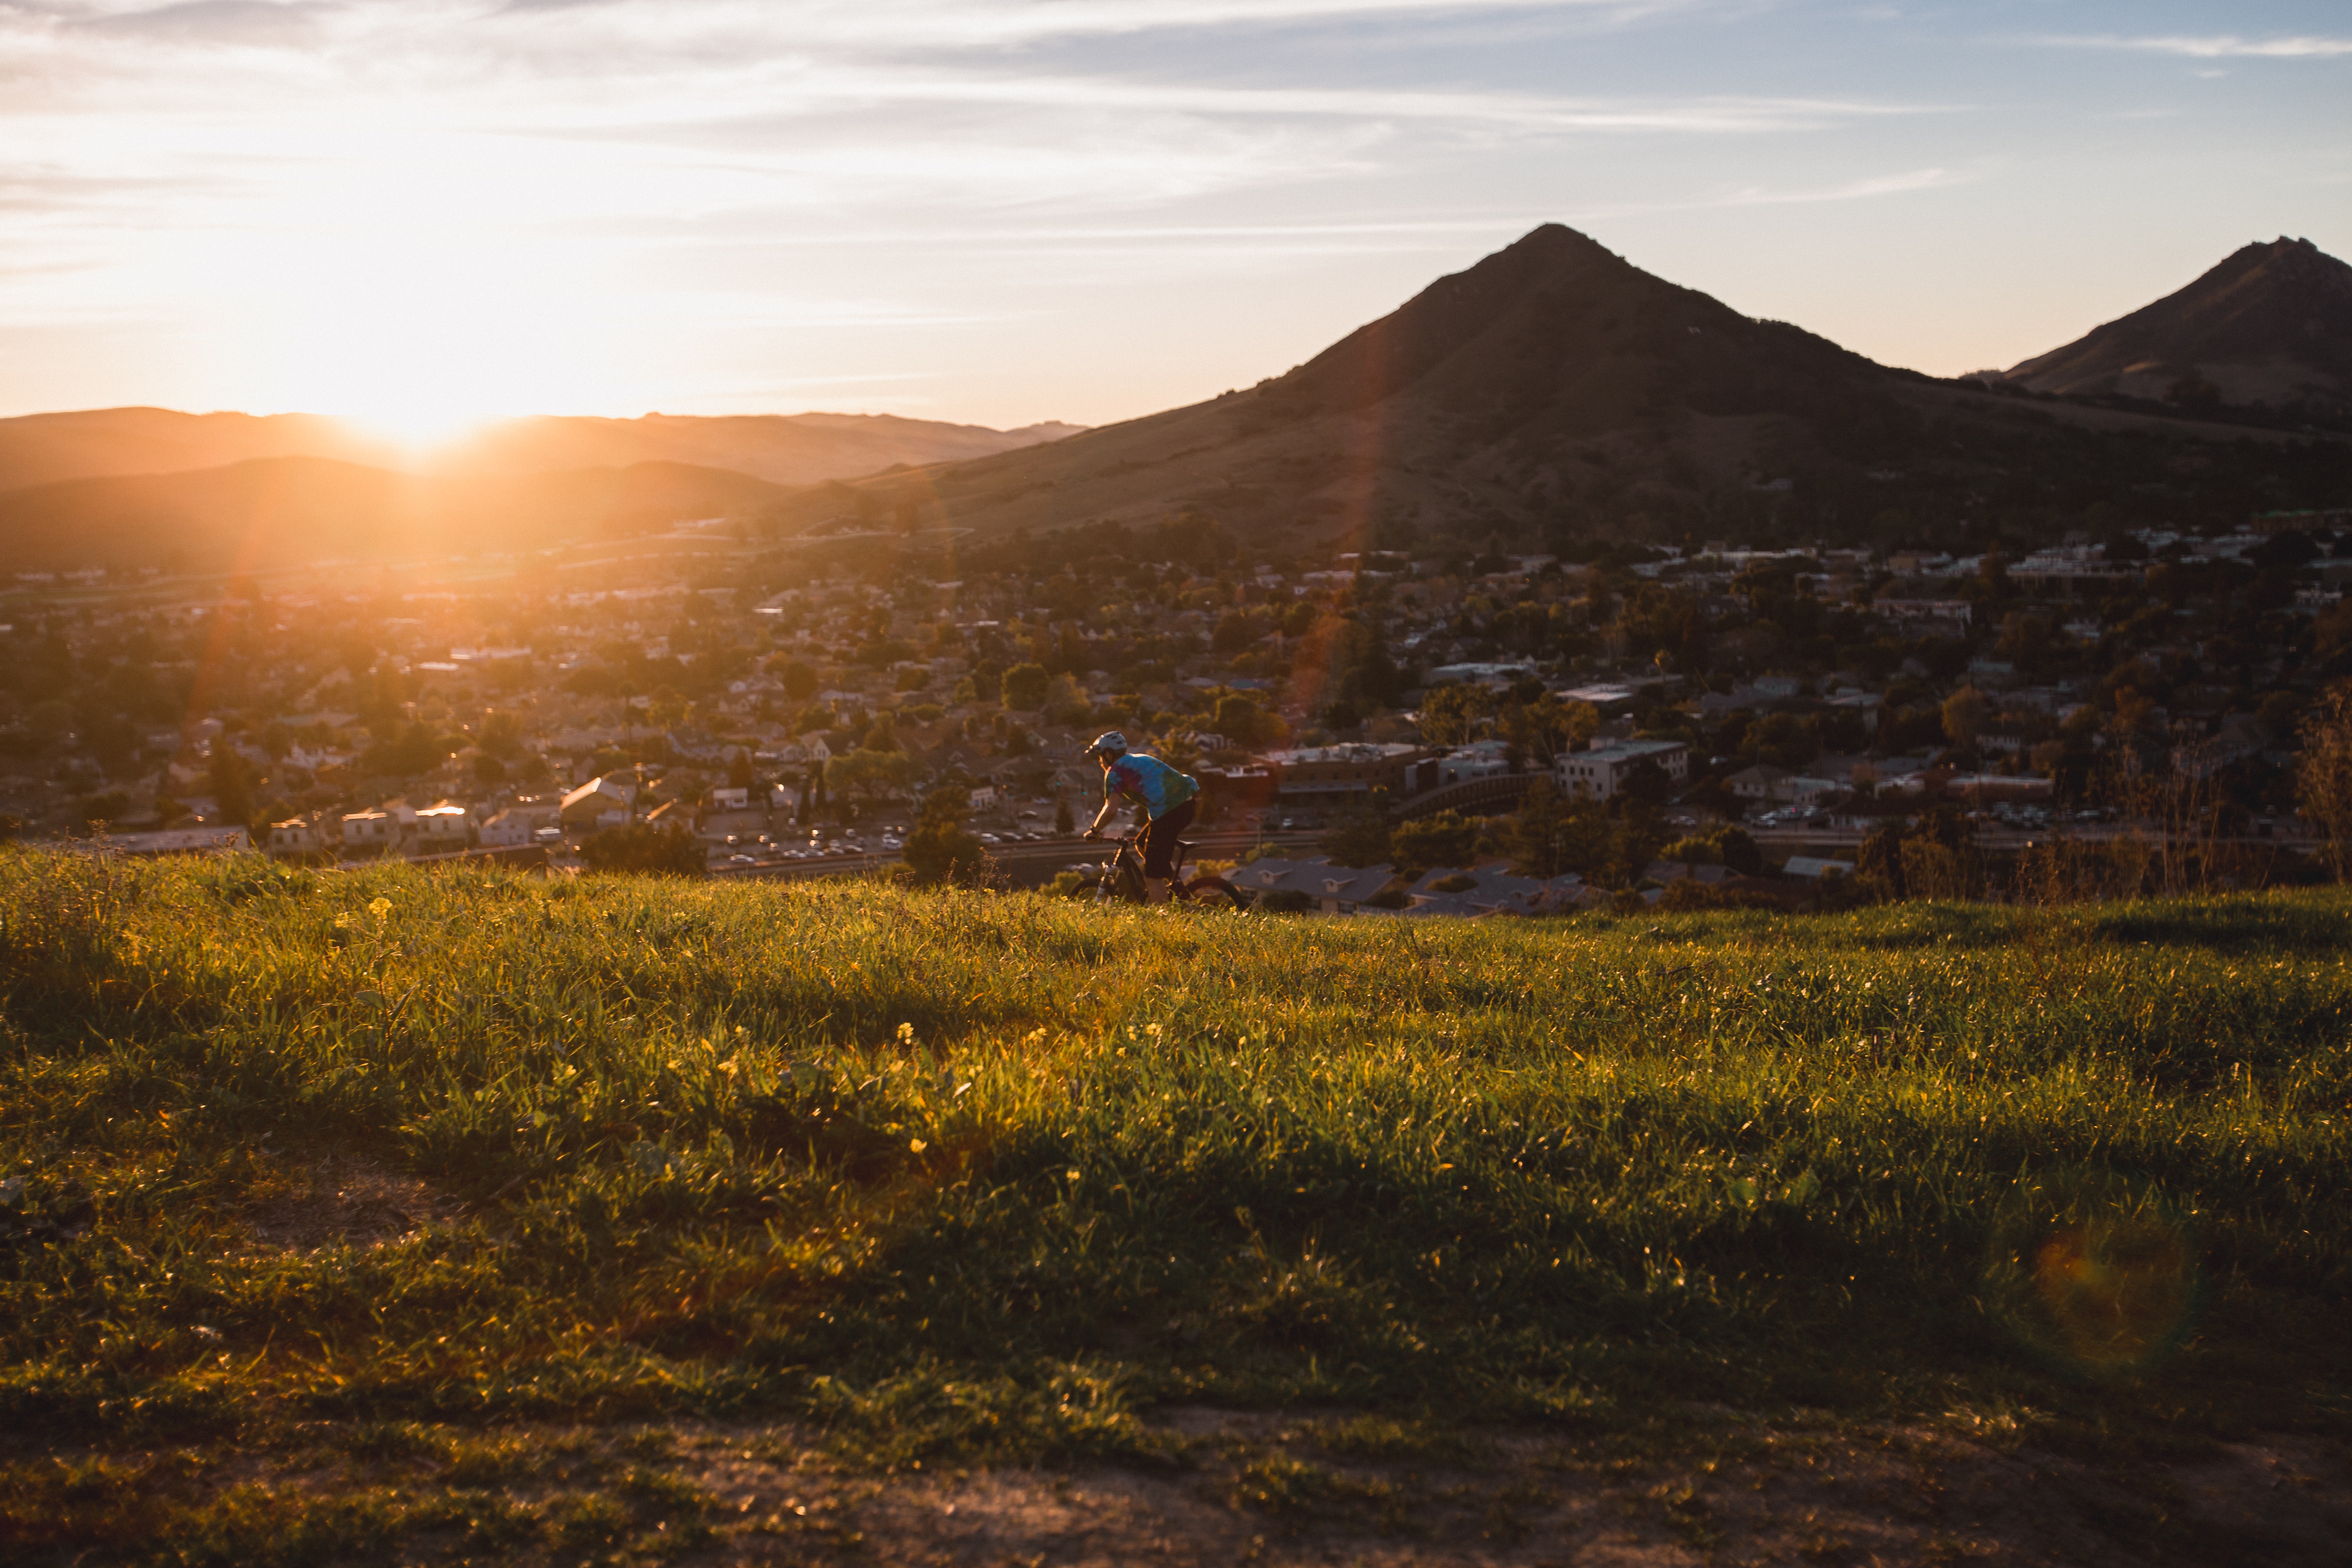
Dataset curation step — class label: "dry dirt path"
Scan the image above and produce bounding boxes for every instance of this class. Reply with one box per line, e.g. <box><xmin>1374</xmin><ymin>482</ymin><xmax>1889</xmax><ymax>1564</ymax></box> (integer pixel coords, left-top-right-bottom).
<box><xmin>13</xmin><ymin>1406</ymin><xmax>2345</xmax><ymax>1567</ymax></box>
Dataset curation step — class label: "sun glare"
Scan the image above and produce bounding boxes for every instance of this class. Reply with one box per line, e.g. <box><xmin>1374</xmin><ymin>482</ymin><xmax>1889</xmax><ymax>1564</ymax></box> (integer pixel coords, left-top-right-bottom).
<box><xmin>212</xmin><ymin>192</ymin><xmax>618</xmax><ymax>453</ymax></box>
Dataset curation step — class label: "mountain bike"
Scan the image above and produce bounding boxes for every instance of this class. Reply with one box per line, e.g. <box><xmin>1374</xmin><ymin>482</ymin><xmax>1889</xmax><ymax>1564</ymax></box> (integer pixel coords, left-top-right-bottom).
<box><xmin>1090</xmin><ymin>831</ymin><xmax>1246</xmax><ymax>908</ymax></box>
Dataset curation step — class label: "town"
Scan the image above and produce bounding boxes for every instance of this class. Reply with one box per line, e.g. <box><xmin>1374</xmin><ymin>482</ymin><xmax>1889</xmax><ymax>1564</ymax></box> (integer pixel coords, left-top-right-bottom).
<box><xmin>5</xmin><ymin>497</ymin><xmax>2349</xmax><ymax>914</ymax></box>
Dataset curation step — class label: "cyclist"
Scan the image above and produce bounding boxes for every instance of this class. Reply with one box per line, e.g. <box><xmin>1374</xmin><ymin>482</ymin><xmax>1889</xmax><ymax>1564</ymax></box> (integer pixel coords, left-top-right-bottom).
<box><xmin>1080</xmin><ymin>731</ymin><xmax>1199</xmax><ymax>904</ymax></box>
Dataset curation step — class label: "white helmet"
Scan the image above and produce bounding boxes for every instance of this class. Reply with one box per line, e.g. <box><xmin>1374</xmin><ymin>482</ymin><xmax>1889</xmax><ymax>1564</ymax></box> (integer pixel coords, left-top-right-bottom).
<box><xmin>1083</xmin><ymin>731</ymin><xmax>1128</xmax><ymax>760</ymax></box>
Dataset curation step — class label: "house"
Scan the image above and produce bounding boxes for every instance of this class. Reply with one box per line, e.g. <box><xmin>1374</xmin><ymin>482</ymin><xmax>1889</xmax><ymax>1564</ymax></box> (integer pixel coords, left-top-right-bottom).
<box><xmin>1226</xmin><ymin>857</ymin><xmax>1395</xmax><ymax>915</ymax></box>
<box><xmin>969</xmin><ymin>784</ymin><xmax>1001</xmax><ymax>812</ymax></box>
<box><xmin>1871</xmin><ymin>599</ymin><xmax>1973</xmax><ymax>635</ymax></box>
<box><xmin>707</xmin><ymin>786</ymin><xmax>750</xmax><ymax>811</ymax></box>
<box><xmin>1398</xmin><ymin>864</ymin><xmax>1587</xmax><ymax>917</ymax></box>
<box><xmin>341</xmin><ymin>805</ymin><xmax>411</xmax><ymax>851</ymax></box>
<box><xmin>478</xmin><ymin>809</ymin><xmax>539</xmax><ymax>849</ymax></box>
<box><xmin>263</xmin><ymin>814</ymin><xmax>334</xmax><ymax>857</ymax></box>
<box><xmin>1727</xmin><ymin>764</ymin><xmax>1790</xmax><ymax>802</ymax></box>
<box><xmin>412</xmin><ymin>801</ymin><xmax>472</xmax><ymax>851</ymax></box>
<box><xmin>1554</xmin><ymin>738</ymin><xmax>1689</xmax><ymax>800</ymax></box>
<box><xmin>560</xmin><ymin>775</ymin><xmax>636</xmax><ymax>831</ymax></box>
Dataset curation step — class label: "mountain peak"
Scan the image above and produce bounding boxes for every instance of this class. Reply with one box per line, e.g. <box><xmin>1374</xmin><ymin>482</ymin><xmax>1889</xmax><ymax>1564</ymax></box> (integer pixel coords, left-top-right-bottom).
<box><xmin>2005</xmin><ymin>236</ymin><xmax>2352</xmax><ymax>408</ymax></box>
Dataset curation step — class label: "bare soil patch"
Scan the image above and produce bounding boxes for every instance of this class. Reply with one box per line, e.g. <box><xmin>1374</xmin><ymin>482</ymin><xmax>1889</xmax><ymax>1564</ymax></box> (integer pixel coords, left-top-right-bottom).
<box><xmin>13</xmin><ymin>1410</ymin><xmax>2341</xmax><ymax>1567</ymax></box>
<box><xmin>240</xmin><ymin>1154</ymin><xmax>458</xmax><ymax>1253</ymax></box>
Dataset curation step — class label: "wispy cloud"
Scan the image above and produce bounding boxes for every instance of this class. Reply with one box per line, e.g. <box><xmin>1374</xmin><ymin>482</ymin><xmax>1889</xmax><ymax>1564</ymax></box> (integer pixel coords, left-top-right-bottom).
<box><xmin>1719</xmin><ymin>166</ymin><xmax>1966</xmax><ymax>205</ymax></box>
<box><xmin>2032</xmin><ymin>34</ymin><xmax>2352</xmax><ymax>61</ymax></box>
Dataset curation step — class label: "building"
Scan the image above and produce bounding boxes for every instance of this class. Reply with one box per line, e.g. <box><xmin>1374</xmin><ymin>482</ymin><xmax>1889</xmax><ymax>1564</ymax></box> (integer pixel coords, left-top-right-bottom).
<box><xmin>86</xmin><ymin>827</ymin><xmax>252</xmax><ymax>857</ymax></box>
<box><xmin>560</xmin><ymin>776</ymin><xmax>636</xmax><ymax>831</ymax></box>
<box><xmin>413</xmin><ymin>801</ymin><xmax>472</xmax><ymax>851</ymax></box>
<box><xmin>1261</xmin><ymin>743</ymin><xmax>1427</xmax><ymax>807</ymax></box>
<box><xmin>1226</xmin><ymin>857</ymin><xmax>1395</xmax><ymax>915</ymax></box>
<box><xmin>1554</xmin><ymin>738</ymin><xmax>1689</xmax><ymax>800</ymax></box>
<box><xmin>264</xmin><ymin>814</ymin><xmax>334</xmax><ymax>857</ymax></box>
<box><xmin>341</xmin><ymin>805</ymin><xmax>409</xmax><ymax>851</ymax></box>
<box><xmin>1434</xmin><ymin>739</ymin><xmax>1513</xmax><ymax>787</ymax></box>
<box><xmin>1871</xmin><ymin>599</ymin><xmax>1973</xmax><ymax>634</ymax></box>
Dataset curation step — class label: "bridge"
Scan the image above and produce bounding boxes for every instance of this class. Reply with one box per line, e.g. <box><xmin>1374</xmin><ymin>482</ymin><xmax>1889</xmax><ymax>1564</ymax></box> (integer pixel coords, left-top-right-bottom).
<box><xmin>1386</xmin><ymin>772</ymin><xmax>1553</xmax><ymax>822</ymax></box>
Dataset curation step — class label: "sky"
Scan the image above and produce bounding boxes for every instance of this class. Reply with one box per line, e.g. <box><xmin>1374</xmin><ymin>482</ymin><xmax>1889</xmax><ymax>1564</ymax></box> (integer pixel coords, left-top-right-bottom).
<box><xmin>1</xmin><ymin>0</ymin><xmax>2346</xmax><ymax>439</ymax></box>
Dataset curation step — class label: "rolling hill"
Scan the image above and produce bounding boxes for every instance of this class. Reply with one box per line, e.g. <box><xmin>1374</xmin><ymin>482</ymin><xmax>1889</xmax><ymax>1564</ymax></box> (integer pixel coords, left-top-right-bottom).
<box><xmin>0</xmin><ymin>407</ymin><xmax>1084</xmax><ymax>576</ymax></box>
<box><xmin>0</xmin><ymin>456</ymin><xmax>792</xmax><ymax>576</ymax></box>
<box><xmin>425</xmin><ymin>412</ymin><xmax>1085</xmax><ymax>486</ymax></box>
<box><xmin>2002</xmin><ymin>236</ymin><xmax>2352</xmax><ymax>412</ymax></box>
<box><xmin>0</xmin><ymin>407</ymin><xmax>1081</xmax><ymax>497</ymax></box>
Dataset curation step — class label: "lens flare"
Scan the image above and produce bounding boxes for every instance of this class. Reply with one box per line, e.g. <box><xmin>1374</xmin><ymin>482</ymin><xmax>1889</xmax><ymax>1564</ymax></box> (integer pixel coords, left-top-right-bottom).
<box><xmin>1983</xmin><ymin>1168</ymin><xmax>2199</xmax><ymax>1377</ymax></box>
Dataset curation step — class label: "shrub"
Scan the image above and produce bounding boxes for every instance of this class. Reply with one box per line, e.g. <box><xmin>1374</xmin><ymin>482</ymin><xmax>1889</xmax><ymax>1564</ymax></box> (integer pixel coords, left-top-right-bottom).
<box><xmin>579</xmin><ymin>822</ymin><xmax>705</xmax><ymax>877</ymax></box>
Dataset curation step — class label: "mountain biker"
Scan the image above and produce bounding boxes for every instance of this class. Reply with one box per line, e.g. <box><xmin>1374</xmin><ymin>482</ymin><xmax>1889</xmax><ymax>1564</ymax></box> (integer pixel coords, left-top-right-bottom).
<box><xmin>1081</xmin><ymin>731</ymin><xmax>1199</xmax><ymax>904</ymax></box>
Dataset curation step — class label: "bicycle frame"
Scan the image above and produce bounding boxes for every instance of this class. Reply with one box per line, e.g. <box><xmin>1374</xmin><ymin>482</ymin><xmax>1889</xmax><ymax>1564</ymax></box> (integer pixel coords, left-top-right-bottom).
<box><xmin>1089</xmin><ymin>833</ymin><xmax>1241</xmax><ymax>908</ymax></box>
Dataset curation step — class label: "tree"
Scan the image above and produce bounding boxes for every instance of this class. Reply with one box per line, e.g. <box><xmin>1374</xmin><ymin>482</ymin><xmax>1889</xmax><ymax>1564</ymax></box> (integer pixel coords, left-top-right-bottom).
<box><xmin>208</xmin><ymin>744</ymin><xmax>255</xmax><ymax>828</ymax></box>
<box><xmin>774</xmin><ymin>658</ymin><xmax>821</xmax><ymax>701</ymax></box>
<box><xmin>1211</xmin><ymin>611</ymin><xmax>1262</xmax><ymax>654</ymax></box>
<box><xmin>1418</xmin><ymin>683</ymin><xmax>1494</xmax><ymax>747</ymax></box>
<box><xmin>364</xmin><ymin>721</ymin><xmax>452</xmax><ymax>778</ymax></box>
<box><xmin>1856</xmin><ymin>820</ymin><xmax>1910</xmax><ymax>899</ymax></box>
<box><xmin>903</xmin><ymin>784</ymin><xmax>986</xmax><ymax>885</ymax></box>
<box><xmin>2297</xmin><ymin>682</ymin><xmax>2352</xmax><ymax>879</ymax></box>
<box><xmin>1504</xmin><ymin>780</ymin><xmax>1573</xmax><ymax>878</ymax></box>
<box><xmin>1318</xmin><ymin>797</ymin><xmax>1393</xmax><ymax>867</ymax></box>
<box><xmin>1506</xmin><ymin>695</ymin><xmax>1599</xmax><ymax>769</ymax></box>
<box><xmin>728</xmin><ymin>749</ymin><xmax>757</xmax><ymax>788</ymax></box>
<box><xmin>1001</xmin><ymin>662</ymin><xmax>1051</xmax><ymax>711</ymax></box>
<box><xmin>1391</xmin><ymin>810</ymin><xmax>1479</xmax><ymax>879</ymax></box>
<box><xmin>1054</xmin><ymin>797</ymin><xmax>1075</xmax><ymax>835</ymax></box>
<box><xmin>580</xmin><ymin>821</ymin><xmax>705</xmax><ymax>877</ymax></box>
<box><xmin>1213</xmin><ymin>693</ymin><xmax>1279</xmax><ymax>748</ymax></box>
<box><xmin>1941</xmin><ymin>686</ymin><xmax>1989</xmax><ymax>752</ymax></box>
<box><xmin>827</xmin><ymin>747</ymin><xmax>924</xmax><ymax>809</ymax></box>
<box><xmin>1502</xmin><ymin>779</ymin><xmax>1612</xmax><ymax>880</ymax></box>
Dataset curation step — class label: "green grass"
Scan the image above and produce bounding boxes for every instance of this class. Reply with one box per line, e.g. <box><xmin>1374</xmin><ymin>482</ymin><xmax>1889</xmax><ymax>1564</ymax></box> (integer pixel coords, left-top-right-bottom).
<box><xmin>2</xmin><ymin>848</ymin><xmax>2348</xmax><ymax>1519</ymax></box>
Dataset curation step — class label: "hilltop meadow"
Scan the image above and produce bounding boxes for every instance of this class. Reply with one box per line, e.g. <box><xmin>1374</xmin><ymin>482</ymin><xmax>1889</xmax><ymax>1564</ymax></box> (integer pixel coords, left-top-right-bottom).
<box><xmin>2</xmin><ymin>850</ymin><xmax>2349</xmax><ymax>1563</ymax></box>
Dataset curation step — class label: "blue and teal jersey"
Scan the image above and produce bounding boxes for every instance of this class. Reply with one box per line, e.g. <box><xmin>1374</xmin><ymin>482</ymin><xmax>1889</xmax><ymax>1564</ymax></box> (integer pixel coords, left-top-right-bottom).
<box><xmin>1102</xmin><ymin>753</ymin><xmax>1199</xmax><ymax>820</ymax></box>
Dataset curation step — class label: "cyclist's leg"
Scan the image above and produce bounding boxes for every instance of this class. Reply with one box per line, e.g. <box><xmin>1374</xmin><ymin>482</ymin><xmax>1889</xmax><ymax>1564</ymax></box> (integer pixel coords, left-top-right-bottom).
<box><xmin>1138</xmin><ymin>800</ymin><xmax>1193</xmax><ymax>906</ymax></box>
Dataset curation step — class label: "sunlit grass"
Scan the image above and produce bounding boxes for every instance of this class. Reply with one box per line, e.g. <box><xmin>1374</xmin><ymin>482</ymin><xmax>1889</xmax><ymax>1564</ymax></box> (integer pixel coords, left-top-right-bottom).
<box><xmin>2</xmin><ymin>847</ymin><xmax>2346</xmax><ymax>1489</ymax></box>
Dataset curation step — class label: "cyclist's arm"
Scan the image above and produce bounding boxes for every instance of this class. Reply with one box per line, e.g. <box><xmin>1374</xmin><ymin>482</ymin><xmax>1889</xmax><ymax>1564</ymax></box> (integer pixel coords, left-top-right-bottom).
<box><xmin>1083</xmin><ymin>795</ymin><xmax>1119</xmax><ymax>837</ymax></box>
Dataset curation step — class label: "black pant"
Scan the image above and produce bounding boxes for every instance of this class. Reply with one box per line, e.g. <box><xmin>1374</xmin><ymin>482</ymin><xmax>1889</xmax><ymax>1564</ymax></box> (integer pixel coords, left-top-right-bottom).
<box><xmin>1137</xmin><ymin>798</ymin><xmax>1196</xmax><ymax>879</ymax></box>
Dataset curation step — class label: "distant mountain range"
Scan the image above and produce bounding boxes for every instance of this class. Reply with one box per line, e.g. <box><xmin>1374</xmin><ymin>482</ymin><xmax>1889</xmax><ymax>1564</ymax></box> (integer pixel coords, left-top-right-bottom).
<box><xmin>0</xmin><ymin>407</ymin><xmax>1084</xmax><ymax>494</ymax></box>
<box><xmin>0</xmin><ymin>457</ymin><xmax>795</xmax><ymax>577</ymax></box>
<box><xmin>2001</xmin><ymin>237</ymin><xmax>2352</xmax><ymax>411</ymax></box>
<box><xmin>772</xmin><ymin>224</ymin><xmax>2344</xmax><ymax>548</ymax></box>
<box><xmin>0</xmin><ymin>409</ymin><xmax>1083</xmax><ymax>574</ymax></box>
<box><xmin>1</xmin><ymin>226</ymin><xmax>2344</xmax><ymax>576</ymax></box>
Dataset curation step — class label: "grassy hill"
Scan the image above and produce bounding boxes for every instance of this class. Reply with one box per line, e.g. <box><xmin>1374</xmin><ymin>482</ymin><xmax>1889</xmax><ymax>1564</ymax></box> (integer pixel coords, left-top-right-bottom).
<box><xmin>2</xmin><ymin>852</ymin><xmax>2347</xmax><ymax>1558</ymax></box>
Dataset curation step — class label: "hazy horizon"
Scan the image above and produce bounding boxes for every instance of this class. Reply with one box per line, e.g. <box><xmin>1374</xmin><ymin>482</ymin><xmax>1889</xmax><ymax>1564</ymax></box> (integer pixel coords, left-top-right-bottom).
<box><xmin>3</xmin><ymin>0</ymin><xmax>2346</xmax><ymax>441</ymax></box>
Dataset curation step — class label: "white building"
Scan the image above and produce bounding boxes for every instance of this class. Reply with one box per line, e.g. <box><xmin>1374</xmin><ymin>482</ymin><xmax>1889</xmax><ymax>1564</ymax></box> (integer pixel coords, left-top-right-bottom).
<box><xmin>265</xmin><ymin>815</ymin><xmax>334</xmax><ymax>856</ymax></box>
<box><xmin>412</xmin><ymin>801</ymin><xmax>472</xmax><ymax>851</ymax></box>
<box><xmin>1554</xmin><ymin>738</ymin><xmax>1689</xmax><ymax>800</ymax></box>
<box><xmin>341</xmin><ymin>805</ymin><xmax>409</xmax><ymax>849</ymax></box>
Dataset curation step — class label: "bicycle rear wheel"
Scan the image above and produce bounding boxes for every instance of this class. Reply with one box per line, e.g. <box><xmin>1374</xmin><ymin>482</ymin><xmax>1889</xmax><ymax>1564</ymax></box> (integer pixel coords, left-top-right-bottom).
<box><xmin>1180</xmin><ymin>874</ymin><xmax>1245</xmax><ymax>910</ymax></box>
